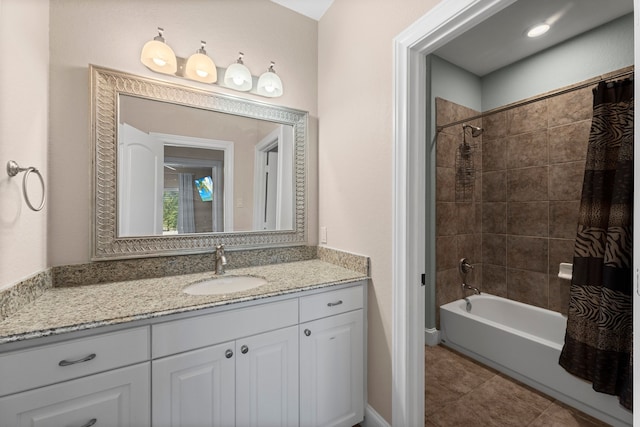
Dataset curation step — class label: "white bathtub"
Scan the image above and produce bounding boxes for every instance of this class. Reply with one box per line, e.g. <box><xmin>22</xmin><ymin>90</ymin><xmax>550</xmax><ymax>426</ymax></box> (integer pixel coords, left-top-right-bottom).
<box><xmin>440</xmin><ymin>294</ymin><xmax>632</xmax><ymax>427</ymax></box>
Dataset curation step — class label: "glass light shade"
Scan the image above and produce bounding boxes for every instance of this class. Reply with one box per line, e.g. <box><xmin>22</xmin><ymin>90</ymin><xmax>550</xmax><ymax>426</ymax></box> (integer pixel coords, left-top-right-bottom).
<box><xmin>257</xmin><ymin>70</ymin><xmax>283</xmax><ymax>97</ymax></box>
<box><xmin>185</xmin><ymin>53</ymin><xmax>217</xmax><ymax>83</ymax></box>
<box><xmin>224</xmin><ymin>62</ymin><xmax>252</xmax><ymax>91</ymax></box>
<box><xmin>140</xmin><ymin>39</ymin><xmax>177</xmax><ymax>74</ymax></box>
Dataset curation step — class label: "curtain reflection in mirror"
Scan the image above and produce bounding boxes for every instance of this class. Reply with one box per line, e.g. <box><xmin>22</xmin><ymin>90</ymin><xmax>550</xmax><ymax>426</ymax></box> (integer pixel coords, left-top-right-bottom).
<box><xmin>177</xmin><ymin>173</ymin><xmax>195</xmax><ymax>233</ymax></box>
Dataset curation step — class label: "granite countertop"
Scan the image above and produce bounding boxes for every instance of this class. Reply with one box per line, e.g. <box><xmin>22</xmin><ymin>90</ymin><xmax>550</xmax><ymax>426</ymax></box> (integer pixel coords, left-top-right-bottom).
<box><xmin>0</xmin><ymin>259</ymin><xmax>367</xmax><ymax>344</ymax></box>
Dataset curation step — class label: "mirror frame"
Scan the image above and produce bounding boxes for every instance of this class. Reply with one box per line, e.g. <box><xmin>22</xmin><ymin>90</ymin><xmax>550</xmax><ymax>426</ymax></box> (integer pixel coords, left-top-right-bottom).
<box><xmin>90</xmin><ymin>65</ymin><xmax>308</xmax><ymax>260</ymax></box>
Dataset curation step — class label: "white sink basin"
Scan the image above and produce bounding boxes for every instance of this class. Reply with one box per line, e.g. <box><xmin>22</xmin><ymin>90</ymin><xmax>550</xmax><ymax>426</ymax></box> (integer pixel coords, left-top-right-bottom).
<box><xmin>183</xmin><ymin>276</ymin><xmax>268</xmax><ymax>295</ymax></box>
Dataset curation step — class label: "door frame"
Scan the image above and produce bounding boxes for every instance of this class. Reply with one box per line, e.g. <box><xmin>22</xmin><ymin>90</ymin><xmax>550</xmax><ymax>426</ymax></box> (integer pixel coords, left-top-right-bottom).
<box><xmin>392</xmin><ymin>1</ymin><xmax>520</xmax><ymax>425</ymax></box>
<box><xmin>253</xmin><ymin>125</ymin><xmax>295</xmax><ymax>231</ymax></box>
<box><xmin>393</xmin><ymin>0</ymin><xmax>640</xmax><ymax>425</ymax></box>
<box><xmin>153</xmin><ymin>132</ymin><xmax>235</xmax><ymax>232</ymax></box>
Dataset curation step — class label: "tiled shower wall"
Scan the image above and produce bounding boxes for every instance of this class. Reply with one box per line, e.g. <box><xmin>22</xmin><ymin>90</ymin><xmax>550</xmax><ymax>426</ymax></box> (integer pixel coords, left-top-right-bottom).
<box><xmin>436</xmin><ymin>82</ymin><xmax>594</xmax><ymax>319</ymax></box>
<box><xmin>435</xmin><ymin>100</ymin><xmax>483</xmax><ymax>324</ymax></box>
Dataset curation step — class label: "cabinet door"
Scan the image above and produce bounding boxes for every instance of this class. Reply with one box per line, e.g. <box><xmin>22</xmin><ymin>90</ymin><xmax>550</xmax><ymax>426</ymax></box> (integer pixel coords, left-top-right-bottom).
<box><xmin>152</xmin><ymin>341</ymin><xmax>235</xmax><ymax>427</ymax></box>
<box><xmin>300</xmin><ymin>310</ymin><xmax>364</xmax><ymax>427</ymax></box>
<box><xmin>0</xmin><ymin>362</ymin><xmax>150</xmax><ymax>427</ymax></box>
<box><xmin>236</xmin><ymin>326</ymin><xmax>299</xmax><ymax>427</ymax></box>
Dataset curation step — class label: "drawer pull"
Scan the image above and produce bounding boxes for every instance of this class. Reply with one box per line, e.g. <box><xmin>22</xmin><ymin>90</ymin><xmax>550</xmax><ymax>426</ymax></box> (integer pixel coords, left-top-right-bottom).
<box><xmin>327</xmin><ymin>300</ymin><xmax>343</xmax><ymax>307</ymax></box>
<box><xmin>80</xmin><ymin>418</ymin><xmax>97</xmax><ymax>427</ymax></box>
<box><xmin>58</xmin><ymin>353</ymin><xmax>96</xmax><ymax>366</ymax></box>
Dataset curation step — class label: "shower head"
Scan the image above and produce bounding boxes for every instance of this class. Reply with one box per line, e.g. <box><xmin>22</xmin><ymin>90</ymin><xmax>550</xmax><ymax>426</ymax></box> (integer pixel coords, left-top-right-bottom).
<box><xmin>463</xmin><ymin>124</ymin><xmax>484</xmax><ymax>137</ymax></box>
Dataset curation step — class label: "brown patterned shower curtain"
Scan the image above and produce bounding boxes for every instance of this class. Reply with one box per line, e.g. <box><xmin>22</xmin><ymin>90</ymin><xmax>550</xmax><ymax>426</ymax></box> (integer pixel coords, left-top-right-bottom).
<box><xmin>559</xmin><ymin>78</ymin><xmax>633</xmax><ymax>410</ymax></box>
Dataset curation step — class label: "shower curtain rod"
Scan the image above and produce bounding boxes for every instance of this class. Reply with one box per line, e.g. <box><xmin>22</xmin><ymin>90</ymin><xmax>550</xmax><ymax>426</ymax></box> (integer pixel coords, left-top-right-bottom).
<box><xmin>435</xmin><ymin>69</ymin><xmax>634</xmax><ymax>133</ymax></box>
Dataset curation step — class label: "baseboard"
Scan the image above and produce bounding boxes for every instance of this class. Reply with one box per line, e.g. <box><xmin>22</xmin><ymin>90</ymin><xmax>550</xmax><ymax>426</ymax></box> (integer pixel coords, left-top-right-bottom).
<box><xmin>424</xmin><ymin>327</ymin><xmax>440</xmax><ymax>346</ymax></box>
<box><xmin>362</xmin><ymin>404</ymin><xmax>391</xmax><ymax>427</ymax></box>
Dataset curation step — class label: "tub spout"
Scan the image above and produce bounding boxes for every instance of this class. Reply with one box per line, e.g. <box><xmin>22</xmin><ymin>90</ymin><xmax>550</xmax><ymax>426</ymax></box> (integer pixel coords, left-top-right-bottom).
<box><xmin>462</xmin><ymin>282</ymin><xmax>481</xmax><ymax>295</ymax></box>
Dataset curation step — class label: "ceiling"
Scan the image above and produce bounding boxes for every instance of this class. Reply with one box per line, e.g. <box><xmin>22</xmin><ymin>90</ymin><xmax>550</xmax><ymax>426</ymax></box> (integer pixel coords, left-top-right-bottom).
<box><xmin>269</xmin><ymin>0</ymin><xmax>633</xmax><ymax>76</ymax></box>
<box><xmin>434</xmin><ymin>0</ymin><xmax>634</xmax><ymax>76</ymax></box>
<box><xmin>269</xmin><ymin>0</ymin><xmax>334</xmax><ymax>21</ymax></box>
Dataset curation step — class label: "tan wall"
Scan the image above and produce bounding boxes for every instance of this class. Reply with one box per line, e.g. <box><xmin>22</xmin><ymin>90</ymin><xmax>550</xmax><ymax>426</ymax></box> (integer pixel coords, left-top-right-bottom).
<box><xmin>0</xmin><ymin>0</ymin><xmax>49</xmax><ymax>289</ymax></box>
<box><xmin>318</xmin><ymin>0</ymin><xmax>442</xmax><ymax>422</ymax></box>
<box><xmin>48</xmin><ymin>0</ymin><xmax>318</xmax><ymax>266</ymax></box>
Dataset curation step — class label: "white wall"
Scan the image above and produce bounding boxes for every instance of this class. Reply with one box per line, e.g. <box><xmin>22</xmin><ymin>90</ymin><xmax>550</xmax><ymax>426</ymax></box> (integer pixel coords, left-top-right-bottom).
<box><xmin>0</xmin><ymin>0</ymin><xmax>49</xmax><ymax>289</ymax></box>
<box><xmin>48</xmin><ymin>0</ymin><xmax>318</xmax><ymax>266</ymax></box>
<box><xmin>482</xmin><ymin>13</ymin><xmax>634</xmax><ymax>110</ymax></box>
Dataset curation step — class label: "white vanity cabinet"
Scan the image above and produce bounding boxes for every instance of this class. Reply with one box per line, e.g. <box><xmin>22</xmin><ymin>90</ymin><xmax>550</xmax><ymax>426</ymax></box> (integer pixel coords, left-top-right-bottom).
<box><xmin>0</xmin><ymin>327</ymin><xmax>150</xmax><ymax>427</ymax></box>
<box><xmin>299</xmin><ymin>285</ymin><xmax>365</xmax><ymax>427</ymax></box>
<box><xmin>151</xmin><ymin>299</ymin><xmax>300</xmax><ymax>427</ymax></box>
<box><xmin>0</xmin><ymin>280</ymin><xmax>366</xmax><ymax>427</ymax></box>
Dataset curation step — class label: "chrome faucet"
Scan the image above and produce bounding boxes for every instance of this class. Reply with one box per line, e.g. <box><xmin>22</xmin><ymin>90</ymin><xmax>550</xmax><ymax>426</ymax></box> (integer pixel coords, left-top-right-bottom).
<box><xmin>215</xmin><ymin>244</ymin><xmax>227</xmax><ymax>275</ymax></box>
<box><xmin>459</xmin><ymin>258</ymin><xmax>480</xmax><ymax>295</ymax></box>
<box><xmin>462</xmin><ymin>282</ymin><xmax>481</xmax><ymax>295</ymax></box>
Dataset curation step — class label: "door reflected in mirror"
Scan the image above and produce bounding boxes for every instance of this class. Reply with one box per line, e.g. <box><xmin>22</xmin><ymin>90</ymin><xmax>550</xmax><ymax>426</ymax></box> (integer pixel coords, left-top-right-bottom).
<box><xmin>118</xmin><ymin>94</ymin><xmax>294</xmax><ymax>237</ymax></box>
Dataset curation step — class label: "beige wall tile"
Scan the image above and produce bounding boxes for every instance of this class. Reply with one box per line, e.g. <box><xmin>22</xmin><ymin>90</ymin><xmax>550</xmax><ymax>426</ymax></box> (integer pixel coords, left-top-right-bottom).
<box><xmin>550</xmin><ymin>201</ymin><xmax>580</xmax><ymax>238</ymax></box>
<box><xmin>437</xmin><ymin>202</ymin><xmax>458</xmax><ymax>236</ymax></box>
<box><xmin>483</xmin><ymin>110</ymin><xmax>507</xmax><ymax>139</ymax></box>
<box><xmin>482</xmin><ymin>138</ymin><xmax>507</xmax><ymax>171</ymax></box>
<box><xmin>482</xmin><ymin>264</ymin><xmax>507</xmax><ymax>297</ymax></box>
<box><xmin>436</xmin><ymin>167</ymin><xmax>455</xmax><ymax>202</ymax></box>
<box><xmin>547</xmin><ymin>86</ymin><xmax>593</xmax><ymax>127</ymax></box>
<box><xmin>549</xmin><ymin>162</ymin><xmax>584</xmax><ymax>201</ymax></box>
<box><xmin>508</xmin><ymin>167</ymin><xmax>549</xmax><ymax>201</ymax></box>
<box><xmin>482</xmin><ymin>170</ymin><xmax>507</xmax><ymax>202</ymax></box>
<box><xmin>507</xmin><ymin>130</ymin><xmax>548</xmax><ymax>168</ymax></box>
<box><xmin>506</xmin><ymin>101</ymin><xmax>548</xmax><ymax>136</ymax></box>
<box><xmin>549</xmin><ymin>120</ymin><xmax>591</xmax><ymax>164</ymax></box>
<box><xmin>507</xmin><ymin>201</ymin><xmax>549</xmax><ymax>237</ymax></box>
<box><xmin>507</xmin><ymin>236</ymin><xmax>549</xmax><ymax>273</ymax></box>
<box><xmin>482</xmin><ymin>234</ymin><xmax>506</xmax><ymax>266</ymax></box>
<box><xmin>507</xmin><ymin>269</ymin><xmax>549</xmax><ymax>308</ymax></box>
<box><xmin>482</xmin><ymin>202</ymin><xmax>507</xmax><ymax>234</ymax></box>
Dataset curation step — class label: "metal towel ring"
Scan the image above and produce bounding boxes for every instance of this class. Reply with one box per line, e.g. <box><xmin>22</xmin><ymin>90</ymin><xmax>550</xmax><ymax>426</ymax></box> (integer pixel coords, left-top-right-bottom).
<box><xmin>7</xmin><ymin>160</ymin><xmax>46</xmax><ymax>211</ymax></box>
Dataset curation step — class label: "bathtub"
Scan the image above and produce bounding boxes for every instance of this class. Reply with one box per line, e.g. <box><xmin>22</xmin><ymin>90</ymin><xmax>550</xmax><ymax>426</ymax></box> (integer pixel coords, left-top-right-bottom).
<box><xmin>440</xmin><ymin>294</ymin><xmax>632</xmax><ymax>427</ymax></box>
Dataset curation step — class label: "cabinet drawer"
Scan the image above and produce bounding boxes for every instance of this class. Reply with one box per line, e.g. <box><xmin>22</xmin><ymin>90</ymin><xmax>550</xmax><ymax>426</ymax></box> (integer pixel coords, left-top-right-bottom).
<box><xmin>0</xmin><ymin>326</ymin><xmax>149</xmax><ymax>397</ymax></box>
<box><xmin>0</xmin><ymin>362</ymin><xmax>150</xmax><ymax>427</ymax></box>
<box><xmin>152</xmin><ymin>298</ymin><xmax>298</xmax><ymax>358</ymax></box>
<box><xmin>299</xmin><ymin>285</ymin><xmax>364</xmax><ymax>323</ymax></box>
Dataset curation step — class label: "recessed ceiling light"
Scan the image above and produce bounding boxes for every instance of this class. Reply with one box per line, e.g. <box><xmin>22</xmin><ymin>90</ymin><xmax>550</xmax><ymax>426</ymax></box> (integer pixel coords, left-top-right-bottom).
<box><xmin>527</xmin><ymin>23</ymin><xmax>550</xmax><ymax>38</ymax></box>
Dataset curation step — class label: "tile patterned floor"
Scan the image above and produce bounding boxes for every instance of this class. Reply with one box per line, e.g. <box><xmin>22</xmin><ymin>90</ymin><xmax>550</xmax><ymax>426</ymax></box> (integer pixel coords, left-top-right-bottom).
<box><xmin>425</xmin><ymin>345</ymin><xmax>612</xmax><ymax>427</ymax></box>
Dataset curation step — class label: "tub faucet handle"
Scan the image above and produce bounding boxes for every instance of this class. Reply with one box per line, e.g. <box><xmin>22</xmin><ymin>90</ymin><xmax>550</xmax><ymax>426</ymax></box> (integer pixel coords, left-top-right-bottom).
<box><xmin>459</xmin><ymin>258</ymin><xmax>474</xmax><ymax>275</ymax></box>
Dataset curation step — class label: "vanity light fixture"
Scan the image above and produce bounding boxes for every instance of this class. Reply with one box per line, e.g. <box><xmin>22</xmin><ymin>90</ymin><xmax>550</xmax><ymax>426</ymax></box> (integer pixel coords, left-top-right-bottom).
<box><xmin>185</xmin><ymin>41</ymin><xmax>217</xmax><ymax>83</ymax></box>
<box><xmin>140</xmin><ymin>28</ymin><xmax>283</xmax><ymax>98</ymax></box>
<box><xmin>527</xmin><ymin>23</ymin><xmax>550</xmax><ymax>38</ymax></box>
<box><xmin>257</xmin><ymin>62</ymin><xmax>283</xmax><ymax>98</ymax></box>
<box><xmin>140</xmin><ymin>27</ymin><xmax>177</xmax><ymax>75</ymax></box>
<box><xmin>224</xmin><ymin>52</ymin><xmax>253</xmax><ymax>91</ymax></box>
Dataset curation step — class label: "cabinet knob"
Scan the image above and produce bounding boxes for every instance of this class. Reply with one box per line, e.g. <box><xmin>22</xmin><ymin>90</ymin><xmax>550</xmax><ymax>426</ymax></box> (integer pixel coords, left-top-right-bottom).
<box><xmin>225</xmin><ymin>349</ymin><xmax>234</xmax><ymax>359</ymax></box>
<box><xmin>304</xmin><ymin>329</ymin><xmax>311</xmax><ymax>336</ymax></box>
<box><xmin>241</xmin><ymin>345</ymin><xmax>249</xmax><ymax>354</ymax></box>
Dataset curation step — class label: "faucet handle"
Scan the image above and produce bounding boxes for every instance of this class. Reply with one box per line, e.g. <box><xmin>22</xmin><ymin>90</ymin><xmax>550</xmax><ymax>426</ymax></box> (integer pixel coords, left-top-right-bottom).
<box><xmin>459</xmin><ymin>258</ymin><xmax>474</xmax><ymax>275</ymax></box>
